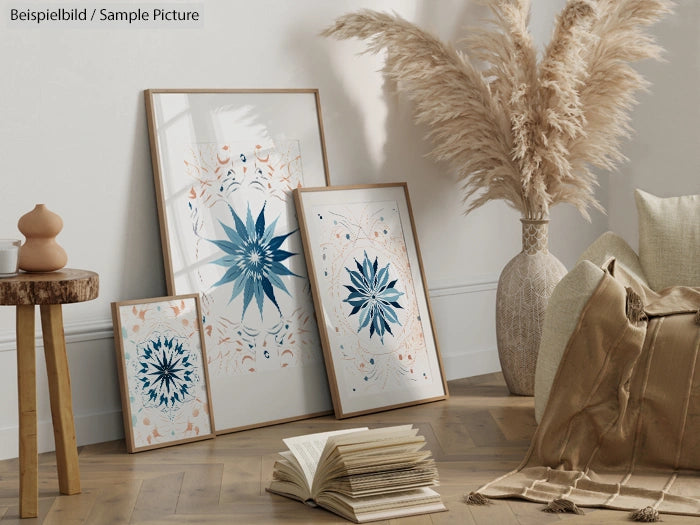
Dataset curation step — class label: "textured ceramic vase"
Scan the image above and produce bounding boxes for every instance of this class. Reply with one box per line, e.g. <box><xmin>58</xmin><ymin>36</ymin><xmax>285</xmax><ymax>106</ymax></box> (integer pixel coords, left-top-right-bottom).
<box><xmin>496</xmin><ymin>219</ymin><xmax>567</xmax><ymax>396</ymax></box>
<box><xmin>17</xmin><ymin>204</ymin><xmax>68</xmax><ymax>272</ymax></box>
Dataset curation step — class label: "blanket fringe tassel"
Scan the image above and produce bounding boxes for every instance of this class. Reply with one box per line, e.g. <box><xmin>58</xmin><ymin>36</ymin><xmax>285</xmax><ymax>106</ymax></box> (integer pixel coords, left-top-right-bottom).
<box><xmin>542</xmin><ymin>498</ymin><xmax>584</xmax><ymax>515</ymax></box>
<box><xmin>630</xmin><ymin>506</ymin><xmax>660</xmax><ymax>522</ymax></box>
<box><xmin>464</xmin><ymin>492</ymin><xmax>491</xmax><ymax>505</ymax></box>
<box><xmin>625</xmin><ymin>287</ymin><xmax>647</xmax><ymax>324</ymax></box>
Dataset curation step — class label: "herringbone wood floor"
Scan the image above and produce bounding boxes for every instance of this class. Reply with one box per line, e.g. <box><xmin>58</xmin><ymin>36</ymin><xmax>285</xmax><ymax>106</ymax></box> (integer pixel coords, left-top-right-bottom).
<box><xmin>0</xmin><ymin>373</ymin><xmax>696</xmax><ymax>524</ymax></box>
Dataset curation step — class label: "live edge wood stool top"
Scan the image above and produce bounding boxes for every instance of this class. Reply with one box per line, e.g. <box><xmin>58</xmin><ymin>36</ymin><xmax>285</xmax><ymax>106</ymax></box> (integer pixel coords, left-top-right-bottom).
<box><xmin>0</xmin><ymin>269</ymin><xmax>99</xmax><ymax>519</ymax></box>
<box><xmin>0</xmin><ymin>268</ymin><xmax>99</xmax><ymax>306</ymax></box>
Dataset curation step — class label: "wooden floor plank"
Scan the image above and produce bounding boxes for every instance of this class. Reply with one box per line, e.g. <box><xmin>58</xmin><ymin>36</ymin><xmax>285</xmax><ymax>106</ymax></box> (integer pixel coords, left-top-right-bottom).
<box><xmin>130</xmin><ymin>472</ymin><xmax>184</xmax><ymax>523</ymax></box>
<box><xmin>175</xmin><ymin>464</ymin><xmax>223</xmax><ymax>514</ymax></box>
<box><xmin>490</xmin><ymin>406</ymin><xmax>538</xmax><ymax>443</ymax></box>
<box><xmin>462</xmin><ymin>408</ymin><xmax>511</xmax><ymax>447</ymax></box>
<box><xmin>551</xmin><ymin>508</ymin><xmax>698</xmax><ymax>524</ymax></box>
<box><xmin>82</xmin><ymin>480</ymin><xmax>141</xmax><ymax>524</ymax></box>
<box><xmin>431</xmin><ymin>419</ymin><xmax>476</xmax><ymax>457</ymax></box>
<box><xmin>389</xmin><ymin>514</ymin><xmax>432</xmax><ymax>524</ymax></box>
<box><xmin>506</xmin><ymin>499</ymin><xmax>563</xmax><ymax>525</ymax></box>
<box><xmin>0</xmin><ymin>491</ymin><xmax>17</xmax><ymax>509</ymax></box>
<box><xmin>43</xmin><ymin>489</ymin><xmax>99</xmax><ymax>525</ymax></box>
<box><xmin>430</xmin><ymin>495</ymin><xmax>477</xmax><ymax>525</ymax></box>
<box><xmin>0</xmin><ymin>497</ymin><xmax>55</xmax><ymax>525</ymax></box>
<box><xmin>219</xmin><ymin>456</ymin><xmax>261</xmax><ymax>503</ymax></box>
<box><xmin>465</xmin><ymin>497</ymin><xmax>520</xmax><ymax>524</ymax></box>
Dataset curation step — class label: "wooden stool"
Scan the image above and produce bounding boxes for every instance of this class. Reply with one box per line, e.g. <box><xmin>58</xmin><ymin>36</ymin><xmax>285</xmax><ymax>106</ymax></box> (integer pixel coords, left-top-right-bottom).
<box><xmin>0</xmin><ymin>269</ymin><xmax>99</xmax><ymax>518</ymax></box>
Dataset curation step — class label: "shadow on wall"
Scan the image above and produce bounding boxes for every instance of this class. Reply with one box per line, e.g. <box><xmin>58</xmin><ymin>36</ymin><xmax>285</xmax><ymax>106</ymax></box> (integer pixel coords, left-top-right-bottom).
<box><xmin>288</xmin><ymin>1</ymin><xmax>524</xmax><ymax>276</ymax></box>
<box><xmin>379</xmin><ymin>1</ymin><xmax>494</xmax><ymax>246</ymax></box>
<box><xmin>117</xmin><ymin>92</ymin><xmax>167</xmax><ymax>302</ymax></box>
<box><xmin>284</xmin><ymin>1</ymin><xmax>489</xmax><ymax>191</ymax></box>
<box><xmin>284</xmin><ymin>7</ymin><xmax>375</xmax><ymax>188</ymax></box>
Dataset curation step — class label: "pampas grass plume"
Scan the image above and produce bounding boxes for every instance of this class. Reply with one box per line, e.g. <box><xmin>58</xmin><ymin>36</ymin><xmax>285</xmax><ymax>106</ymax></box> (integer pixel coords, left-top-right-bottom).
<box><xmin>322</xmin><ymin>0</ymin><xmax>673</xmax><ymax>220</ymax></box>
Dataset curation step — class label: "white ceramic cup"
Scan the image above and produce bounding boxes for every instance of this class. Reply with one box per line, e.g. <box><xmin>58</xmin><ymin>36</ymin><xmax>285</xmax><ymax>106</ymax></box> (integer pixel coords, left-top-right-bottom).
<box><xmin>0</xmin><ymin>239</ymin><xmax>21</xmax><ymax>277</ymax></box>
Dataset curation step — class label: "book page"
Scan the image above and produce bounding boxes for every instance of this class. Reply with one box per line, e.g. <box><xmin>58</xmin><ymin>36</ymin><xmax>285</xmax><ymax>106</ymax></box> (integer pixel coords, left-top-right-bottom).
<box><xmin>324</xmin><ymin>486</ymin><xmax>442</xmax><ymax>511</ymax></box>
<box><xmin>327</xmin><ymin>425</ymin><xmax>417</xmax><ymax>450</ymax></box>
<box><xmin>315</xmin><ymin>486</ymin><xmax>446</xmax><ymax>523</ymax></box>
<box><xmin>283</xmin><ymin>428</ymin><xmax>368</xmax><ymax>488</ymax></box>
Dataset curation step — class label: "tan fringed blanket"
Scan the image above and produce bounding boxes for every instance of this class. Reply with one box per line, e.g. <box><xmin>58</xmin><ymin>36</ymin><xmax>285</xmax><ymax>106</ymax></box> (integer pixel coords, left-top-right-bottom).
<box><xmin>476</xmin><ymin>260</ymin><xmax>700</xmax><ymax>519</ymax></box>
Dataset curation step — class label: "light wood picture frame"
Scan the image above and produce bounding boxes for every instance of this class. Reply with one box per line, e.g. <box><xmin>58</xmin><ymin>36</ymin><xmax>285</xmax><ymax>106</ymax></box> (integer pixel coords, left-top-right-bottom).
<box><xmin>145</xmin><ymin>89</ymin><xmax>333</xmax><ymax>433</ymax></box>
<box><xmin>294</xmin><ymin>183</ymin><xmax>448</xmax><ymax>418</ymax></box>
<box><xmin>111</xmin><ymin>294</ymin><xmax>215</xmax><ymax>452</ymax></box>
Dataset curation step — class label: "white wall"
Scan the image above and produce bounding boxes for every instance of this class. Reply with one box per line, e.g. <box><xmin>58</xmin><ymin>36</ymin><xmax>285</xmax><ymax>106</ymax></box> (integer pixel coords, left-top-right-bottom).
<box><xmin>0</xmin><ymin>0</ymin><xmax>695</xmax><ymax>460</ymax></box>
<box><xmin>606</xmin><ymin>1</ymin><xmax>700</xmax><ymax>246</ymax></box>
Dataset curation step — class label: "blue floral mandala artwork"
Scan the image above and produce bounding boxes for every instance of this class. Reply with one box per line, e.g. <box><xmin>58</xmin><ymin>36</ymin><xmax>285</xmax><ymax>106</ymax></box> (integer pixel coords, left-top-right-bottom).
<box><xmin>136</xmin><ymin>331</ymin><xmax>197</xmax><ymax>418</ymax></box>
<box><xmin>343</xmin><ymin>251</ymin><xmax>404</xmax><ymax>344</ymax></box>
<box><xmin>207</xmin><ymin>202</ymin><xmax>299</xmax><ymax>319</ymax></box>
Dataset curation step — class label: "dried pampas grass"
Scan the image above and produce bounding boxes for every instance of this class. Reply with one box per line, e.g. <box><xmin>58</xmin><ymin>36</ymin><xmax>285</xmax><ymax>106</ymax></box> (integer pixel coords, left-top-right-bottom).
<box><xmin>322</xmin><ymin>0</ymin><xmax>673</xmax><ymax>220</ymax></box>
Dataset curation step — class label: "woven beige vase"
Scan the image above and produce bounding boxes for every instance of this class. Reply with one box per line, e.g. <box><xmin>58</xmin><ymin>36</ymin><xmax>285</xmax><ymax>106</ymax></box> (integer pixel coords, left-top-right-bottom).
<box><xmin>496</xmin><ymin>219</ymin><xmax>567</xmax><ymax>395</ymax></box>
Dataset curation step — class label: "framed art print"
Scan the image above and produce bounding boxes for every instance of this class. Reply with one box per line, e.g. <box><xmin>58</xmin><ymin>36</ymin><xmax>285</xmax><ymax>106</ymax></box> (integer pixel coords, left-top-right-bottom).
<box><xmin>294</xmin><ymin>183</ymin><xmax>448</xmax><ymax>418</ymax></box>
<box><xmin>145</xmin><ymin>89</ymin><xmax>332</xmax><ymax>433</ymax></box>
<box><xmin>111</xmin><ymin>294</ymin><xmax>215</xmax><ymax>452</ymax></box>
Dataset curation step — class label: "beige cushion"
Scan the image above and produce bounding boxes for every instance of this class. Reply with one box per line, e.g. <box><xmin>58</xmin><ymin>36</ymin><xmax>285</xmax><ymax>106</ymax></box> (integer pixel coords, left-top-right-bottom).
<box><xmin>534</xmin><ymin>259</ymin><xmax>605</xmax><ymax>423</ymax></box>
<box><xmin>577</xmin><ymin>231</ymin><xmax>648</xmax><ymax>287</ymax></box>
<box><xmin>635</xmin><ymin>189</ymin><xmax>700</xmax><ymax>291</ymax></box>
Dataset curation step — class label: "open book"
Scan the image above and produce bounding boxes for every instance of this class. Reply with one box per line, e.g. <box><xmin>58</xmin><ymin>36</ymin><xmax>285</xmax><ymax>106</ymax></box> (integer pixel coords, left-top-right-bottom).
<box><xmin>266</xmin><ymin>425</ymin><xmax>446</xmax><ymax>523</ymax></box>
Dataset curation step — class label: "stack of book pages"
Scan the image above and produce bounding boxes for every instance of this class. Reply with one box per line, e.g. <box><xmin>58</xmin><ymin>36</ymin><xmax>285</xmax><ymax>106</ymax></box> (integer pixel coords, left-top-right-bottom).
<box><xmin>267</xmin><ymin>425</ymin><xmax>446</xmax><ymax>523</ymax></box>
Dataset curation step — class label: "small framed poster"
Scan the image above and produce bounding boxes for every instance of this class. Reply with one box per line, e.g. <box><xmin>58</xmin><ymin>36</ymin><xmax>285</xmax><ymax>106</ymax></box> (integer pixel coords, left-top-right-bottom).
<box><xmin>111</xmin><ymin>294</ymin><xmax>215</xmax><ymax>452</ymax></box>
<box><xmin>294</xmin><ymin>183</ymin><xmax>448</xmax><ymax>418</ymax></box>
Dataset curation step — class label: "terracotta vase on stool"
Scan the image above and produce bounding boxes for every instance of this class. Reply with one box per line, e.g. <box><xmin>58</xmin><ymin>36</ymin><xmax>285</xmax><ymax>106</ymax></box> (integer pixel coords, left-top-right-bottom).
<box><xmin>17</xmin><ymin>204</ymin><xmax>68</xmax><ymax>272</ymax></box>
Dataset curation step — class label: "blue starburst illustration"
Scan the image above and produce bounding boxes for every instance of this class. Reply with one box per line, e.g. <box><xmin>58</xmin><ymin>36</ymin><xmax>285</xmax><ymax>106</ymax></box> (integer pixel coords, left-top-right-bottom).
<box><xmin>207</xmin><ymin>202</ymin><xmax>298</xmax><ymax>319</ymax></box>
<box><xmin>136</xmin><ymin>332</ymin><xmax>195</xmax><ymax>413</ymax></box>
<box><xmin>343</xmin><ymin>251</ymin><xmax>404</xmax><ymax>344</ymax></box>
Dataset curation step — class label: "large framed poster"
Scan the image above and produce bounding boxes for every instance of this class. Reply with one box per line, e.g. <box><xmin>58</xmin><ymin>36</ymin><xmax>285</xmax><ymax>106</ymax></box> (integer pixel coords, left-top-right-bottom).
<box><xmin>294</xmin><ymin>183</ymin><xmax>448</xmax><ymax>418</ymax></box>
<box><xmin>145</xmin><ymin>89</ymin><xmax>332</xmax><ymax>432</ymax></box>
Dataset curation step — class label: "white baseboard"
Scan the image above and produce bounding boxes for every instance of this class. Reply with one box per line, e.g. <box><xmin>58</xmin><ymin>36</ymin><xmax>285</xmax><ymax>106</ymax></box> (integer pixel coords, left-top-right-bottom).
<box><xmin>0</xmin><ymin>318</ymin><xmax>114</xmax><ymax>353</ymax></box>
<box><xmin>428</xmin><ymin>277</ymin><xmax>499</xmax><ymax>298</ymax></box>
<box><xmin>442</xmin><ymin>347</ymin><xmax>501</xmax><ymax>381</ymax></box>
<box><xmin>0</xmin><ymin>409</ymin><xmax>124</xmax><ymax>461</ymax></box>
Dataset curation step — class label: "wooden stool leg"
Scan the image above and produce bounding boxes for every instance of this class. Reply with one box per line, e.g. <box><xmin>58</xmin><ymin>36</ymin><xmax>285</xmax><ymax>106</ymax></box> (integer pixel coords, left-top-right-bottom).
<box><xmin>40</xmin><ymin>304</ymin><xmax>81</xmax><ymax>496</ymax></box>
<box><xmin>16</xmin><ymin>305</ymin><xmax>38</xmax><ymax>518</ymax></box>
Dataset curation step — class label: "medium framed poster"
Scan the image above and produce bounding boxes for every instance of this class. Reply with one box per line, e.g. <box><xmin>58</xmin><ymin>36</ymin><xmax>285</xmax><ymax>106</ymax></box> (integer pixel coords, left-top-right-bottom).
<box><xmin>294</xmin><ymin>183</ymin><xmax>448</xmax><ymax>418</ymax></box>
<box><xmin>111</xmin><ymin>294</ymin><xmax>215</xmax><ymax>452</ymax></box>
<box><xmin>145</xmin><ymin>89</ymin><xmax>332</xmax><ymax>432</ymax></box>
